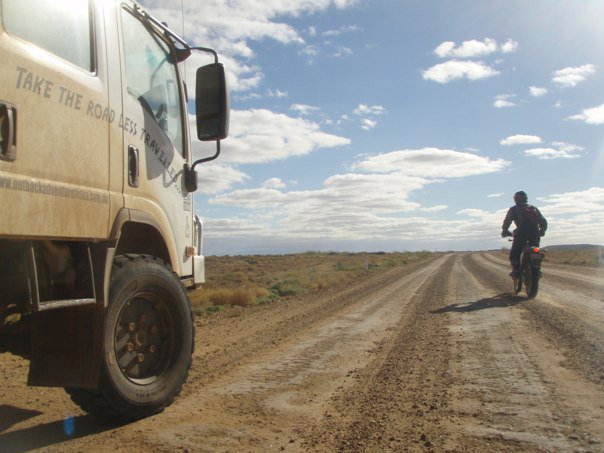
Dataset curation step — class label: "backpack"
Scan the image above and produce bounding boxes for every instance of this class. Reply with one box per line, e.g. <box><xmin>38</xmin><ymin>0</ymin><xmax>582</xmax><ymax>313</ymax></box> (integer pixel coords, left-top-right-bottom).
<box><xmin>514</xmin><ymin>204</ymin><xmax>540</xmax><ymax>230</ymax></box>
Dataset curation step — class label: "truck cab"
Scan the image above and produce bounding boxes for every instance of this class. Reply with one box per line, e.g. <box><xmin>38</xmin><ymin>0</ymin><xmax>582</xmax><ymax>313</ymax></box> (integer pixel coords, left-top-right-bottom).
<box><xmin>0</xmin><ymin>0</ymin><xmax>228</xmax><ymax>419</ymax></box>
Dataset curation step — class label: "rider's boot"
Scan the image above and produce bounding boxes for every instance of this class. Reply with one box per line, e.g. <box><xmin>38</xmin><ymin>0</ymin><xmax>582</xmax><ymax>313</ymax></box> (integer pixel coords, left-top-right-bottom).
<box><xmin>509</xmin><ymin>263</ymin><xmax>520</xmax><ymax>278</ymax></box>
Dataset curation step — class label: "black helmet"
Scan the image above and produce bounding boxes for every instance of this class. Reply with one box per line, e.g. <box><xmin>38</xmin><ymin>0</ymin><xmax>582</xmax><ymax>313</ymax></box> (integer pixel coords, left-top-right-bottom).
<box><xmin>514</xmin><ymin>191</ymin><xmax>528</xmax><ymax>204</ymax></box>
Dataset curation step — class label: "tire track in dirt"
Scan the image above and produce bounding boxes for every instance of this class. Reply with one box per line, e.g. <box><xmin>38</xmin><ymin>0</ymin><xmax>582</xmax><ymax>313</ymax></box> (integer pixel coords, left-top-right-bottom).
<box><xmin>469</xmin><ymin>252</ymin><xmax>604</xmax><ymax>385</ymax></box>
<box><xmin>305</xmin><ymin>254</ymin><xmax>457</xmax><ymax>451</ymax></box>
<box><xmin>186</xmin><ymin>255</ymin><xmax>444</xmax><ymax>393</ymax></box>
<box><xmin>0</xmin><ymin>255</ymin><xmax>446</xmax><ymax>452</ymax></box>
<box><xmin>448</xmin><ymin>254</ymin><xmax>603</xmax><ymax>451</ymax></box>
<box><xmin>482</xmin><ymin>252</ymin><xmax>604</xmax><ymax>299</ymax></box>
<box><xmin>137</xmin><ymin>255</ymin><xmax>453</xmax><ymax>452</ymax></box>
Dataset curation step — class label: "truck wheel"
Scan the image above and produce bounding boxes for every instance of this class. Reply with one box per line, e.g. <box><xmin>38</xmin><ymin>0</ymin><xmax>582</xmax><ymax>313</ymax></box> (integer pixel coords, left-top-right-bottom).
<box><xmin>66</xmin><ymin>254</ymin><xmax>194</xmax><ymax>420</ymax></box>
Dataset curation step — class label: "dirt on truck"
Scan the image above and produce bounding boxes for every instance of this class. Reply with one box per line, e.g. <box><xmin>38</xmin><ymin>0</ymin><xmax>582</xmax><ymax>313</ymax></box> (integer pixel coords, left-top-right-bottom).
<box><xmin>0</xmin><ymin>0</ymin><xmax>229</xmax><ymax>420</ymax></box>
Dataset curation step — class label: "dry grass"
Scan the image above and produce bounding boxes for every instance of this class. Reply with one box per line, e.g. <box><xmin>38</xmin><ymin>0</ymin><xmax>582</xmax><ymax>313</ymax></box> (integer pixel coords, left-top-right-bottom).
<box><xmin>189</xmin><ymin>251</ymin><xmax>433</xmax><ymax>314</ymax></box>
<box><xmin>543</xmin><ymin>247</ymin><xmax>603</xmax><ymax>267</ymax></box>
<box><xmin>500</xmin><ymin>245</ymin><xmax>603</xmax><ymax>267</ymax></box>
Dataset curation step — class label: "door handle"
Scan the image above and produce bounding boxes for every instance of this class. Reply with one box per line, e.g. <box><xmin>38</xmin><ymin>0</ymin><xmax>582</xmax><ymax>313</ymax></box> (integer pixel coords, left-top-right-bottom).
<box><xmin>0</xmin><ymin>102</ymin><xmax>17</xmax><ymax>162</ymax></box>
<box><xmin>128</xmin><ymin>145</ymin><xmax>139</xmax><ymax>187</ymax></box>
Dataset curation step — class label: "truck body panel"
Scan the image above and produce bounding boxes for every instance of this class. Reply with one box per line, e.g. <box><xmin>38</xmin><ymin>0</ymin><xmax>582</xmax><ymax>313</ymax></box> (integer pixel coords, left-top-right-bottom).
<box><xmin>0</xmin><ymin>0</ymin><xmax>229</xmax><ymax>413</ymax></box>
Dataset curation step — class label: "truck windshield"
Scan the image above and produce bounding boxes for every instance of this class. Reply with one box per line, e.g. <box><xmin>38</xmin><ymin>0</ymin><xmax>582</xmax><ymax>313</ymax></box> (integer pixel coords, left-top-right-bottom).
<box><xmin>121</xmin><ymin>8</ymin><xmax>184</xmax><ymax>157</ymax></box>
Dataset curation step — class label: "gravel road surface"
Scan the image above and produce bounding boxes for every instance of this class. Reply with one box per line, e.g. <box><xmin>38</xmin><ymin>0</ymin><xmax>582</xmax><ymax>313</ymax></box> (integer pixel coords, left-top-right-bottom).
<box><xmin>1</xmin><ymin>253</ymin><xmax>603</xmax><ymax>452</ymax></box>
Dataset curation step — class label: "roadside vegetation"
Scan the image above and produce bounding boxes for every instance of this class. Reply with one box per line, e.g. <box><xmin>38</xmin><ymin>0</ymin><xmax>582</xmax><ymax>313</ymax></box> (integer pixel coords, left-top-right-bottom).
<box><xmin>500</xmin><ymin>245</ymin><xmax>603</xmax><ymax>267</ymax></box>
<box><xmin>189</xmin><ymin>251</ymin><xmax>434</xmax><ymax>315</ymax></box>
<box><xmin>543</xmin><ymin>246</ymin><xmax>603</xmax><ymax>267</ymax></box>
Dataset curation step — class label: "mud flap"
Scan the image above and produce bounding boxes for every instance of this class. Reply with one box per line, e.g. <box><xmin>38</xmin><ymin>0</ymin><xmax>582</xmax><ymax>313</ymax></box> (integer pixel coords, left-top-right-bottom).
<box><xmin>28</xmin><ymin>303</ymin><xmax>104</xmax><ymax>388</ymax></box>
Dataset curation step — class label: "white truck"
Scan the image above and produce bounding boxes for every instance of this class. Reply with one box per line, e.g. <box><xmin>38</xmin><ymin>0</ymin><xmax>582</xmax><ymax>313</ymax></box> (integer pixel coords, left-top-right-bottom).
<box><xmin>0</xmin><ymin>0</ymin><xmax>229</xmax><ymax>419</ymax></box>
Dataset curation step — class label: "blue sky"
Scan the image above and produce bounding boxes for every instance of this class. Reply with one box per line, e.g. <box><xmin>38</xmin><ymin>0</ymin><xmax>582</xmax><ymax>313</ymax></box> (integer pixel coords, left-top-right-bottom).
<box><xmin>141</xmin><ymin>0</ymin><xmax>604</xmax><ymax>255</ymax></box>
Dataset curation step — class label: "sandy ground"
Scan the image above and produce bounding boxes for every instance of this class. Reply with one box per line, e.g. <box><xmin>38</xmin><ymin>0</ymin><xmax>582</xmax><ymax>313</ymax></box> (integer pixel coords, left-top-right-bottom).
<box><xmin>1</xmin><ymin>252</ymin><xmax>603</xmax><ymax>452</ymax></box>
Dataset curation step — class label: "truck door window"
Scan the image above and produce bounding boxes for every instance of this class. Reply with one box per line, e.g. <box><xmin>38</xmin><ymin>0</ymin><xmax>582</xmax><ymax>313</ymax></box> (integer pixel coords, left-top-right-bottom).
<box><xmin>2</xmin><ymin>0</ymin><xmax>94</xmax><ymax>71</ymax></box>
<box><xmin>121</xmin><ymin>9</ymin><xmax>184</xmax><ymax>157</ymax></box>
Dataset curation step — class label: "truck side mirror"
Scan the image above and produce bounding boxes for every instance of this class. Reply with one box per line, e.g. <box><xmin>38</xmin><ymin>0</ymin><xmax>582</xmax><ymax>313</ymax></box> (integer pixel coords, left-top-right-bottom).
<box><xmin>196</xmin><ymin>63</ymin><xmax>229</xmax><ymax>141</ymax></box>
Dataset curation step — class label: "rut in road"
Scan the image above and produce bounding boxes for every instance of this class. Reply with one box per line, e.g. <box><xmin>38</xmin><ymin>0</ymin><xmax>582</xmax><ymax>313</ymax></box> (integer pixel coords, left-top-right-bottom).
<box><xmin>473</xmin><ymin>252</ymin><xmax>604</xmax><ymax>385</ymax></box>
<box><xmin>309</xmin><ymin>253</ymin><xmax>604</xmax><ymax>452</ymax></box>
<box><xmin>133</xmin><ymin>255</ymin><xmax>453</xmax><ymax>452</ymax></box>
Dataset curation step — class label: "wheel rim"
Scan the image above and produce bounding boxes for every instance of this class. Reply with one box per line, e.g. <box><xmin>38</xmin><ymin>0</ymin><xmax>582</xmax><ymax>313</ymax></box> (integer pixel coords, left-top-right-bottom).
<box><xmin>114</xmin><ymin>292</ymin><xmax>174</xmax><ymax>385</ymax></box>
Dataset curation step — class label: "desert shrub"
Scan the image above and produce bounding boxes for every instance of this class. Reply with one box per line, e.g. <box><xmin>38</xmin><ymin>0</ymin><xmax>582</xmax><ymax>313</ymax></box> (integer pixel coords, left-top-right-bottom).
<box><xmin>230</xmin><ymin>288</ymin><xmax>254</xmax><ymax>306</ymax></box>
<box><xmin>271</xmin><ymin>279</ymin><xmax>302</xmax><ymax>297</ymax></box>
<box><xmin>254</xmin><ymin>287</ymin><xmax>270</xmax><ymax>298</ymax></box>
<box><xmin>209</xmin><ymin>288</ymin><xmax>232</xmax><ymax>306</ymax></box>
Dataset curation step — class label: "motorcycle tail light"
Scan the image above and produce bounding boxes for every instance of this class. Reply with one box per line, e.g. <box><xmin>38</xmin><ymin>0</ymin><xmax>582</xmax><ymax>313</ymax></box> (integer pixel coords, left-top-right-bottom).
<box><xmin>532</xmin><ymin>247</ymin><xmax>540</xmax><ymax>253</ymax></box>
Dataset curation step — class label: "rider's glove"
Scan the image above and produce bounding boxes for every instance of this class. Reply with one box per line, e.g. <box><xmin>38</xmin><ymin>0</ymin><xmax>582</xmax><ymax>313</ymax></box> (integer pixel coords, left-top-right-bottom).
<box><xmin>501</xmin><ymin>230</ymin><xmax>511</xmax><ymax>238</ymax></box>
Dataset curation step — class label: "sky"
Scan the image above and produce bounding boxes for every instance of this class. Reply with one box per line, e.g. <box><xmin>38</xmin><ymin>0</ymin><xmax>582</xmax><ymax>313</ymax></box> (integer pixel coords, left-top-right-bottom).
<box><xmin>140</xmin><ymin>0</ymin><xmax>604</xmax><ymax>255</ymax></box>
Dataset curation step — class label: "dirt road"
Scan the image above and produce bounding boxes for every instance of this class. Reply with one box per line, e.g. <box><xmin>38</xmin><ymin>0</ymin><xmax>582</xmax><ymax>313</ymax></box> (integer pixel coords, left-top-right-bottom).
<box><xmin>1</xmin><ymin>253</ymin><xmax>603</xmax><ymax>452</ymax></box>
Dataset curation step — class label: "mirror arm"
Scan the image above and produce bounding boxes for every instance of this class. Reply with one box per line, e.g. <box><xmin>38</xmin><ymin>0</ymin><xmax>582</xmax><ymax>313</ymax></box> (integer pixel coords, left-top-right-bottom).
<box><xmin>189</xmin><ymin>46</ymin><xmax>218</xmax><ymax>64</ymax></box>
<box><xmin>191</xmin><ymin>140</ymin><xmax>221</xmax><ymax>171</ymax></box>
<box><xmin>183</xmin><ymin>141</ymin><xmax>221</xmax><ymax>193</ymax></box>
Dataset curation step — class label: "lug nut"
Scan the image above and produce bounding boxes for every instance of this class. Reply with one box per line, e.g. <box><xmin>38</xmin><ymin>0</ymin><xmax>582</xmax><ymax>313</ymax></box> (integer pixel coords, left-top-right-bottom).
<box><xmin>150</xmin><ymin>325</ymin><xmax>158</xmax><ymax>335</ymax></box>
<box><xmin>137</xmin><ymin>353</ymin><xmax>145</xmax><ymax>363</ymax></box>
<box><xmin>126</xmin><ymin>342</ymin><xmax>134</xmax><ymax>352</ymax></box>
<box><xmin>149</xmin><ymin>345</ymin><xmax>157</xmax><ymax>353</ymax></box>
<box><xmin>128</xmin><ymin>322</ymin><xmax>136</xmax><ymax>332</ymax></box>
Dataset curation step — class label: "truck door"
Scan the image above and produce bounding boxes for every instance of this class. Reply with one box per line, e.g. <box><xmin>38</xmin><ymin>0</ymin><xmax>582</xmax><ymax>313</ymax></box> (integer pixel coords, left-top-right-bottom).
<box><xmin>119</xmin><ymin>5</ymin><xmax>193</xmax><ymax>276</ymax></box>
<box><xmin>0</xmin><ymin>0</ymin><xmax>111</xmax><ymax>239</ymax></box>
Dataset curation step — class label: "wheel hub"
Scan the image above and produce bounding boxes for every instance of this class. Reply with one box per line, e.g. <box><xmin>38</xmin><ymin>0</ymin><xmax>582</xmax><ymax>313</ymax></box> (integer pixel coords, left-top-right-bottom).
<box><xmin>115</xmin><ymin>296</ymin><xmax>170</xmax><ymax>382</ymax></box>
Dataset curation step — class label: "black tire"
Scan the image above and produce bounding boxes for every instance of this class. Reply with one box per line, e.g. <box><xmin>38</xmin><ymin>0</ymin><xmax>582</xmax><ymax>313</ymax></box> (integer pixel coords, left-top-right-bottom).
<box><xmin>525</xmin><ymin>265</ymin><xmax>539</xmax><ymax>299</ymax></box>
<box><xmin>66</xmin><ymin>254</ymin><xmax>194</xmax><ymax>420</ymax></box>
<box><xmin>513</xmin><ymin>274</ymin><xmax>522</xmax><ymax>294</ymax></box>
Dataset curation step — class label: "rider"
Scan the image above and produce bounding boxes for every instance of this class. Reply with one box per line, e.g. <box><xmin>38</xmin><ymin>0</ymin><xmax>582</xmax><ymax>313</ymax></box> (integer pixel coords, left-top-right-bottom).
<box><xmin>501</xmin><ymin>191</ymin><xmax>548</xmax><ymax>277</ymax></box>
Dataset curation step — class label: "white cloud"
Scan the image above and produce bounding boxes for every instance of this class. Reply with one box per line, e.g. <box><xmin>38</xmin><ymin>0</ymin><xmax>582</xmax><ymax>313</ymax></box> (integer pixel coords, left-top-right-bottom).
<box><xmin>291</xmin><ymin>103</ymin><xmax>321</xmax><ymax>115</ymax></box>
<box><xmin>524</xmin><ymin>142</ymin><xmax>584</xmax><ymax>160</ymax></box>
<box><xmin>196</xmin><ymin>163</ymin><xmax>249</xmax><ymax>194</ymax></box>
<box><xmin>322</xmin><ymin>25</ymin><xmax>361</xmax><ymax>37</ymax></box>
<box><xmin>195</xmin><ymin>109</ymin><xmax>350</xmax><ymax>164</ymax></box>
<box><xmin>141</xmin><ymin>0</ymin><xmax>359</xmax><ymax>92</ymax></box>
<box><xmin>300</xmin><ymin>45</ymin><xmax>319</xmax><ymax>58</ymax></box>
<box><xmin>204</xmin><ymin>146</ymin><xmax>511</xmax><ymax>244</ymax></box>
<box><xmin>263</xmin><ymin>178</ymin><xmax>286</xmax><ymax>189</ymax></box>
<box><xmin>500</xmin><ymin>39</ymin><xmax>519</xmax><ymax>53</ymax></box>
<box><xmin>268</xmin><ymin>89</ymin><xmax>288</xmax><ymax>98</ymax></box>
<box><xmin>494</xmin><ymin>94</ymin><xmax>516</xmax><ymax>108</ymax></box>
<box><xmin>352</xmin><ymin>148</ymin><xmax>510</xmax><ymax>178</ymax></box>
<box><xmin>421</xmin><ymin>205</ymin><xmax>448</xmax><ymax>213</ymax></box>
<box><xmin>202</xmin><ymin>185</ymin><xmax>604</xmax><ymax>250</ymax></box>
<box><xmin>333</xmin><ymin>46</ymin><xmax>353</xmax><ymax>58</ymax></box>
<box><xmin>353</xmin><ymin>104</ymin><xmax>387</xmax><ymax>115</ymax></box>
<box><xmin>422</xmin><ymin>60</ymin><xmax>500</xmax><ymax>84</ymax></box>
<box><xmin>500</xmin><ymin>135</ymin><xmax>542</xmax><ymax>146</ymax></box>
<box><xmin>434</xmin><ymin>38</ymin><xmax>496</xmax><ymax>58</ymax></box>
<box><xmin>361</xmin><ymin>119</ymin><xmax>377</xmax><ymax>130</ymax></box>
<box><xmin>212</xmin><ymin>172</ymin><xmax>427</xmax><ymax>216</ymax></box>
<box><xmin>457</xmin><ymin>208</ymin><xmax>490</xmax><ymax>217</ymax></box>
<box><xmin>487</xmin><ymin>193</ymin><xmax>504</xmax><ymax>198</ymax></box>
<box><xmin>568</xmin><ymin>103</ymin><xmax>604</xmax><ymax>125</ymax></box>
<box><xmin>529</xmin><ymin>86</ymin><xmax>547</xmax><ymax>97</ymax></box>
<box><xmin>552</xmin><ymin>64</ymin><xmax>596</xmax><ymax>88</ymax></box>
<box><xmin>539</xmin><ymin>187</ymin><xmax>604</xmax><ymax>215</ymax></box>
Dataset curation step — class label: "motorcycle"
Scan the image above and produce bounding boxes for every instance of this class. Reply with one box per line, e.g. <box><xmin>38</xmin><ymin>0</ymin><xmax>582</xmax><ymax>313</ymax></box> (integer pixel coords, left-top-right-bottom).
<box><xmin>505</xmin><ymin>232</ymin><xmax>545</xmax><ymax>298</ymax></box>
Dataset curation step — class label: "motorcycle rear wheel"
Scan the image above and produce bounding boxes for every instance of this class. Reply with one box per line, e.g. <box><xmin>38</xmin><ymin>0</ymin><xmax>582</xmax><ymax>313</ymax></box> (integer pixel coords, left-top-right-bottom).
<box><xmin>524</xmin><ymin>265</ymin><xmax>539</xmax><ymax>299</ymax></box>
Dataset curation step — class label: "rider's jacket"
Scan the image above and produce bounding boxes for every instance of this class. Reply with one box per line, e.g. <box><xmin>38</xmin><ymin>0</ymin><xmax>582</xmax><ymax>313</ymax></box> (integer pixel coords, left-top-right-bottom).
<box><xmin>502</xmin><ymin>203</ymin><xmax>548</xmax><ymax>236</ymax></box>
